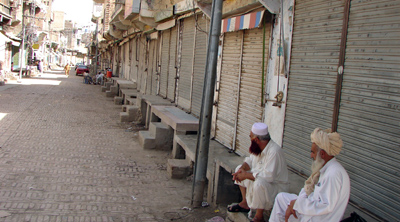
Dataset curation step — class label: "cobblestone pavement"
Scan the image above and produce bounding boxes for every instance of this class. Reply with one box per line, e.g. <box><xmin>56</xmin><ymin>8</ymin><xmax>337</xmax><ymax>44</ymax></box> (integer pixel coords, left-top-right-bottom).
<box><xmin>0</xmin><ymin>70</ymin><xmax>224</xmax><ymax>222</ymax></box>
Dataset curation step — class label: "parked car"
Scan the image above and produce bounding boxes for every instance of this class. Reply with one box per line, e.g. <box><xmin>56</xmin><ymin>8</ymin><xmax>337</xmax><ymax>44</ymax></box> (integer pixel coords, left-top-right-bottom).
<box><xmin>75</xmin><ymin>63</ymin><xmax>83</xmax><ymax>70</ymax></box>
<box><xmin>75</xmin><ymin>65</ymin><xmax>89</xmax><ymax>76</ymax></box>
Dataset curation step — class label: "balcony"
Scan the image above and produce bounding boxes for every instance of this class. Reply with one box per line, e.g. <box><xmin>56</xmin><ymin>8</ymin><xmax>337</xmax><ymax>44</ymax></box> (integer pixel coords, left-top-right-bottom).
<box><xmin>0</xmin><ymin>0</ymin><xmax>12</xmax><ymax>26</ymax></box>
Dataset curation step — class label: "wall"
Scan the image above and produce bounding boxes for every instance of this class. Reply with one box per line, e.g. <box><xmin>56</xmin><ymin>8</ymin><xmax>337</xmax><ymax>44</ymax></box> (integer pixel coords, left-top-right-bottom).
<box><xmin>264</xmin><ymin>0</ymin><xmax>294</xmax><ymax>146</ymax></box>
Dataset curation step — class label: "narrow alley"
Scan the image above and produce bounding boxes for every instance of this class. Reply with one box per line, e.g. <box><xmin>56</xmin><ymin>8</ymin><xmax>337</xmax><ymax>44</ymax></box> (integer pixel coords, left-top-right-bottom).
<box><xmin>0</xmin><ymin>70</ymin><xmax>222</xmax><ymax>222</ymax></box>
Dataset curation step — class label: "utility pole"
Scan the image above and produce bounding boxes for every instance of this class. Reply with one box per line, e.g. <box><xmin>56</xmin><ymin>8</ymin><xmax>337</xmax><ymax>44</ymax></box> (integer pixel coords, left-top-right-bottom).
<box><xmin>191</xmin><ymin>0</ymin><xmax>223</xmax><ymax>207</ymax></box>
<box><xmin>17</xmin><ymin>9</ymin><xmax>26</xmax><ymax>83</ymax></box>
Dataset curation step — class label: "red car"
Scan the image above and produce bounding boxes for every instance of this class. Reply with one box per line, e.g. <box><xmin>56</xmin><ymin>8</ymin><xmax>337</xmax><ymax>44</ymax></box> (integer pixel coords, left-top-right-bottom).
<box><xmin>75</xmin><ymin>65</ymin><xmax>89</xmax><ymax>75</ymax></box>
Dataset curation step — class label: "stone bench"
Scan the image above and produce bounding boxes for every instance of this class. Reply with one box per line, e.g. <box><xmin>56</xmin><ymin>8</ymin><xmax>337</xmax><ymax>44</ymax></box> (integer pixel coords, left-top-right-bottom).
<box><xmin>138</xmin><ymin>105</ymin><xmax>199</xmax><ymax>152</ymax></box>
<box><xmin>136</xmin><ymin>95</ymin><xmax>175</xmax><ymax>127</ymax></box>
<box><xmin>119</xmin><ymin>89</ymin><xmax>138</xmax><ymax>105</ymax></box>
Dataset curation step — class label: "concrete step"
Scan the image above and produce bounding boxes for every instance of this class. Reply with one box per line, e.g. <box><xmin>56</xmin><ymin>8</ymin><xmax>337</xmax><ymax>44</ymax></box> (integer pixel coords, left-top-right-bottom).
<box><xmin>119</xmin><ymin>112</ymin><xmax>130</xmax><ymax>122</ymax></box>
<box><xmin>167</xmin><ymin>159</ymin><xmax>192</xmax><ymax>179</ymax></box>
<box><xmin>105</xmin><ymin>82</ymin><xmax>112</xmax><ymax>90</ymax></box>
<box><xmin>110</xmin><ymin>85</ymin><xmax>118</xmax><ymax>94</ymax></box>
<box><xmin>101</xmin><ymin>86</ymin><xmax>107</xmax><ymax>92</ymax></box>
<box><xmin>149</xmin><ymin>122</ymin><xmax>170</xmax><ymax>136</ymax></box>
<box><xmin>138</xmin><ymin>131</ymin><xmax>156</xmax><ymax>149</ymax></box>
<box><xmin>114</xmin><ymin>96</ymin><xmax>123</xmax><ymax>105</ymax></box>
<box><xmin>105</xmin><ymin>91</ymin><xmax>115</xmax><ymax>97</ymax></box>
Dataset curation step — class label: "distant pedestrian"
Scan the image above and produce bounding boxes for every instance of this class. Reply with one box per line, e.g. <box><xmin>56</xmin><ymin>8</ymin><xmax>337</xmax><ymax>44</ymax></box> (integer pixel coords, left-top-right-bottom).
<box><xmin>37</xmin><ymin>60</ymin><xmax>43</xmax><ymax>76</ymax></box>
<box><xmin>64</xmin><ymin>64</ymin><xmax>70</xmax><ymax>76</ymax></box>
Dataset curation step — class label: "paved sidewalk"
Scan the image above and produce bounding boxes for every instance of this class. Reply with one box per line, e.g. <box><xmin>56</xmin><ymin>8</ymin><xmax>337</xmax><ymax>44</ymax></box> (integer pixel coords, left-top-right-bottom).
<box><xmin>0</xmin><ymin>70</ymin><xmax>210</xmax><ymax>222</ymax></box>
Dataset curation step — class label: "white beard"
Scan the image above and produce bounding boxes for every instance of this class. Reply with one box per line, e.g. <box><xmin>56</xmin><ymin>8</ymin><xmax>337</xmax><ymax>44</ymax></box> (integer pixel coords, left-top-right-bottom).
<box><xmin>311</xmin><ymin>152</ymin><xmax>325</xmax><ymax>174</ymax></box>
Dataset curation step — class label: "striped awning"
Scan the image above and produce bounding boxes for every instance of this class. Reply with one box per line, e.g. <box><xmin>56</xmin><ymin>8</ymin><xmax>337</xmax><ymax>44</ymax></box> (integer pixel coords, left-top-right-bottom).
<box><xmin>221</xmin><ymin>10</ymin><xmax>265</xmax><ymax>33</ymax></box>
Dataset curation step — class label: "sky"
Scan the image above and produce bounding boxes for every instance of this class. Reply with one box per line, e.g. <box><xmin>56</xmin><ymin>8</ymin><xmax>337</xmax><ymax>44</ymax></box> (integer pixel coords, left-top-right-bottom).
<box><xmin>52</xmin><ymin>0</ymin><xmax>94</xmax><ymax>27</ymax></box>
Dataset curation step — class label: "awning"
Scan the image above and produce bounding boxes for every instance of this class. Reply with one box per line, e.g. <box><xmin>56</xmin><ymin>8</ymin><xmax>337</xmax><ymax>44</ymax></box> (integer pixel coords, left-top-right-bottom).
<box><xmin>0</xmin><ymin>32</ymin><xmax>20</xmax><ymax>46</ymax></box>
<box><xmin>221</xmin><ymin>10</ymin><xmax>265</xmax><ymax>33</ymax></box>
<box><xmin>156</xmin><ymin>19</ymin><xmax>175</xmax><ymax>31</ymax></box>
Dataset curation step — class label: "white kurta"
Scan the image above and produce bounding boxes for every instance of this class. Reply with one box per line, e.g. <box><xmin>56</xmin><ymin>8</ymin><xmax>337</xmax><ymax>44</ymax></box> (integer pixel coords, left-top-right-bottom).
<box><xmin>269</xmin><ymin>158</ymin><xmax>351</xmax><ymax>222</ymax></box>
<box><xmin>235</xmin><ymin>140</ymin><xmax>289</xmax><ymax>210</ymax></box>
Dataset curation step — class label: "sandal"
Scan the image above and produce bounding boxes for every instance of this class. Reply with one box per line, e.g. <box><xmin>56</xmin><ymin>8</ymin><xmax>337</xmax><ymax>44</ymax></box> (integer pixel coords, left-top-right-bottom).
<box><xmin>227</xmin><ymin>204</ymin><xmax>250</xmax><ymax>213</ymax></box>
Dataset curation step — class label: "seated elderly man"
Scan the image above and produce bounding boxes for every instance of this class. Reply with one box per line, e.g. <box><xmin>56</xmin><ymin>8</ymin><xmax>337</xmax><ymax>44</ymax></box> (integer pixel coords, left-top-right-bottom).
<box><xmin>228</xmin><ymin>122</ymin><xmax>289</xmax><ymax>222</ymax></box>
<box><xmin>269</xmin><ymin>128</ymin><xmax>350</xmax><ymax>222</ymax></box>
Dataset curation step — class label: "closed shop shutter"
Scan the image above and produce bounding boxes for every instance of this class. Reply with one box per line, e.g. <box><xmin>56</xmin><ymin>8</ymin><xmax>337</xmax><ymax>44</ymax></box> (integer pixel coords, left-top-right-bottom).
<box><xmin>235</xmin><ymin>27</ymin><xmax>270</xmax><ymax>156</ymax></box>
<box><xmin>139</xmin><ymin>35</ymin><xmax>147</xmax><ymax>94</ymax></box>
<box><xmin>336</xmin><ymin>0</ymin><xmax>400</xmax><ymax>220</ymax></box>
<box><xmin>282</xmin><ymin>0</ymin><xmax>345</xmax><ymax>175</ymax></box>
<box><xmin>124</xmin><ymin>42</ymin><xmax>130</xmax><ymax>80</ymax></box>
<box><xmin>151</xmin><ymin>38</ymin><xmax>158</xmax><ymax>95</ymax></box>
<box><xmin>130</xmin><ymin>37</ymin><xmax>138</xmax><ymax>82</ymax></box>
<box><xmin>191</xmin><ymin>14</ymin><xmax>209</xmax><ymax>117</ymax></box>
<box><xmin>159</xmin><ymin>30</ymin><xmax>170</xmax><ymax>97</ymax></box>
<box><xmin>177</xmin><ymin>16</ymin><xmax>196</xmax><ymax>111</ymax></box>
<box><xmin>167</xmin><ymin>26</ymin><xmax>178</xmax><ymax>101</ymax></box>
<box><xmin>215</xmin><ymin>31</ymin><xmax>242</xmax><ymax>149</ymax></box>
<box><xmin>146</xmin><ymin>39</ymin><xmax>157</xmax><ymax>95</ymax></box>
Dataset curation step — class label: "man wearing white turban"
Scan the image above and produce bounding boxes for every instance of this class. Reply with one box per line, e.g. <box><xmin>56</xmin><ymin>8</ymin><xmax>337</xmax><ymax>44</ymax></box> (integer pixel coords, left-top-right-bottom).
<box><xmin>228</xmin><ymin>123</ymin><xmax>289</xmax><ymax>222</ymax></box>
<box><xmin>269</xmin><ymin>128</ymin><xmax>351</xmax><ymax>222</ymax></box>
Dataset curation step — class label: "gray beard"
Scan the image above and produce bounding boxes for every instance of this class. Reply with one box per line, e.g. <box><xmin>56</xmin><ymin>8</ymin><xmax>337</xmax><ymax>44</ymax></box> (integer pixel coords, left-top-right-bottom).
<box><xmin>311</xmin><ymin>152</ymin><xmax>325</xmax><ymax>174</ymax></box>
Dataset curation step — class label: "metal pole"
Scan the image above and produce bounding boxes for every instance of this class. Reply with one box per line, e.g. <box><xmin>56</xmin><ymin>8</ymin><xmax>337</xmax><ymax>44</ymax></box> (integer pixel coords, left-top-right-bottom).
<box><xmin>18</xmin><ymin>6</ymin><xmax>26</xmax><ymax>83</ymax></box>
<box><xmin>94</xmin><ymin>18</ymin><xmax>99</xmax><ymax>76</ymax></box>
<box><xmin>191</xmin><ymin>0</ymin><xmax>223</xmax><ymax>207</ymax></box>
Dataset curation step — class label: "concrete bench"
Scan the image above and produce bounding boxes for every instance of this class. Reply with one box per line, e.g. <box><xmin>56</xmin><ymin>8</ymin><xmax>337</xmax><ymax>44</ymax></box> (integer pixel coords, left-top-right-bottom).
<box><xmin>138</xmin><ymin>105</ymin><xmax>199</xmax><ymax>152</ymax></box>
<box><xmin>172</xmin><ymin>134</ymin><xmax>242</xmax><ymax>204</ymax></box>
<box><xmin>119</xmin><ymin>89</ymin><xmax>138</xmax><ymax>105</ymax></box>
<box><xmin>136</xmin><ymin>95</ymin><xmax>175</xmax><ymax>127</ymax></box>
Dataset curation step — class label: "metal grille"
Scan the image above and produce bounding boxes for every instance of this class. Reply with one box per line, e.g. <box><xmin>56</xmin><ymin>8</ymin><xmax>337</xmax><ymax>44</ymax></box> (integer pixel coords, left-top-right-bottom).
<box><xmin>177</xmin><ymin>16</ymin><xmax>196</xmax><ymax>111</ymax></box>
<box><xmin>167</xmin><ymin>26</ymin><xmax>178</xmax><ymax>101</ymax></box>
<box><xmin>191</xmin><ymin>14</ymin><xmax>209</xmax><ymax>117</ymax></box>
<box><xmin>282</xmin><ymin>0</ymin><xmax>345</xmax><ymax>175</ymax></box>
<box><xmin>159</xmin><ymin>30</ymin><xmax>170</xmax><ymax>97</ymax></box>
<box><xmin>215</xmin><ymin>31</ymin><xmax>242</xmax><ymax>149</ymax></box>
<box><xmin>235</xmin><ymin>27</ymin><xmax>270</xmax><ymax>156</ymax></box>
<box><xmin>336</xmin><ymin>0</ymin><xmax>400</xmax><ymax>220</ymax></box>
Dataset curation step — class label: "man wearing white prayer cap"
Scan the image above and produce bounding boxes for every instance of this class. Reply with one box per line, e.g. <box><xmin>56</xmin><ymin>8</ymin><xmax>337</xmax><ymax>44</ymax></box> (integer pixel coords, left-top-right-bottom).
<box><xmin>228</xmin><ymin>122</ymin><xmax>289</xmax><ymax>222</ymax></box>
<box><xmin>269</xmin><ymin>128</ymin><xmax>350</xmax><ymax>222</ymax></box>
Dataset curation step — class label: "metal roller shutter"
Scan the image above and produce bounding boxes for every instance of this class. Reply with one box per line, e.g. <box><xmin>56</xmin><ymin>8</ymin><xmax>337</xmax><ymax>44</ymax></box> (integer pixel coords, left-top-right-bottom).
<box><xmin>146</xmin><ymin>40</ymin><xmax>156</xmax><ymax>95</ymax></box>
<box><xmin>159</xmin><ymin>30</ymin><xmax>170</xmax><ymax>97</ymax></box>
<box><xmin>336</xmin><ymin>0</ymin><xmax>400</xmax><ymax>220</ymax></box>
<box><xmin>130</xmin><ymin>37</ymin><xmax>138</xmax><ymax>82</ymax></box>
<box><xmin>177</xmin><ymin>16</ymin><xmax>196</xmax><ymax>111</ymax></box>
<box><xmin>151</xmin><ymin>38</ymin><xmax>158</xmax><ymax>95</ymax></box>
<box><xmin>215</xmin><ymin>31</ymin><xmax>242</xmax><ymax>149</ymax></box>
<box><xmin>235</xmin><ymin>27</ymin><xmax>270</xmax><ymax>156</ymax></box>
<box><xmin>124</xmin><ymin>42</ymin><xmax>130</xmax><ymax>80</ymax></box>
<box><xmin>139</xmin><ymin>36</ymin><xmax>147</xmax><ymax>94</ymax></box>
<box><xmin>282</xmin><ymin>0</ymin><xmax>345</xmax><ymax>175</ymax></box>
<box><xmin>191</xmin><ymin>14</ymin><xmax>209</xmax><ymax>117</ymax></box>
<box><xmin>167</xmin><ymin>26</ymin><xmax>178</xmax><ymax>101</ymax></box>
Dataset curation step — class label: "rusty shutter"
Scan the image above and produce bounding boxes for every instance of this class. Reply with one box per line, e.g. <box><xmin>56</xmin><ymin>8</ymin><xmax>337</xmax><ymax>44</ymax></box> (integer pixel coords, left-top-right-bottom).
<box><xmin>177</xmin><ymin>16</ymin><xmax>196</xmax><ymax>111</ymax></box>
<box><xmin>335</xmin><ymin>0</ymin><xmax>400</xmax><ymax>220</ymax></box>
<box><xmin>282</xmin><ymin>0</ymin><xmax>346</xmax><ymax>174</ymax></box>
<box><xmin>159</xmin><ymin>30</ymin><xmax>170</xmax><ymax>97</ymax></box>
<box><xmin>167</xmin><ymin>26</ymin><xmax>178</xmax><ymax>101</ymax></box>
<box><xmin>235</xmin><ymin>27</ymin><xmax>270</xmax><ymax>156</ymax></box>
<box><xmin>191</xmin><ymin>14</ymin><xmax>209</xmax><ymax>117</ymax></box>
<box><xmin>215</xmin><ymin>31</ymin><xmax>242</xmax><ymax>149</ymax></box>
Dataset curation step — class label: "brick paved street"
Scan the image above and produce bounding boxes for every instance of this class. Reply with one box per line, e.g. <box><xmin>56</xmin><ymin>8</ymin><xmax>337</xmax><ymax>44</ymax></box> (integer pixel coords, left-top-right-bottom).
<box><xmin>0</xmin><ymin>70</ymin><xmax>221</xmax><ymax>222</ymax></box>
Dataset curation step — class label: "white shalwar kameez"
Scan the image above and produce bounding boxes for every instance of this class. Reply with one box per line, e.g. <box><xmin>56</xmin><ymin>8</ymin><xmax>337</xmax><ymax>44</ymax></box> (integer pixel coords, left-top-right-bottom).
<box><xmin>235</xmin><ymin>140</ymin><xmax>289</xmax><ymax>210</ymax></box>
<box><xmin>269</xmin><ymin>158</ymin><xmax>350</xmax><ymax>222</ymax></box>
